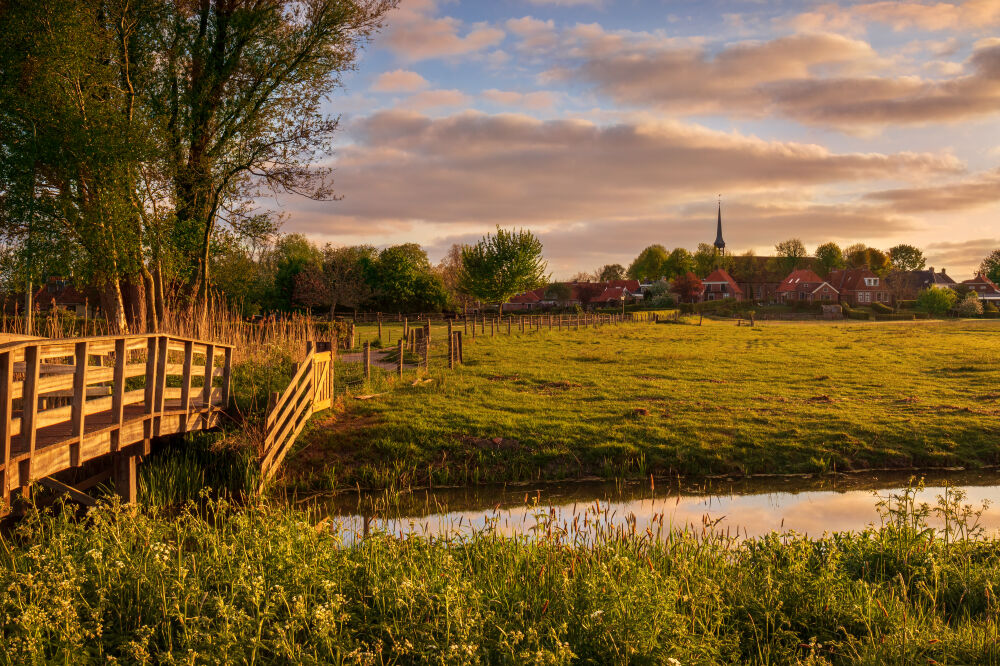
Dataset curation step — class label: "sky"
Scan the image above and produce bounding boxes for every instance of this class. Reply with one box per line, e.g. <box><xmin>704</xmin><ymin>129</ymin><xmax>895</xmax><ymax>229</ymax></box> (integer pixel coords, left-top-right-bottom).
<box><xmin>267</xmin><ymin>0</ymin><xmax>1000</xmax><ymax>279</ymax></box>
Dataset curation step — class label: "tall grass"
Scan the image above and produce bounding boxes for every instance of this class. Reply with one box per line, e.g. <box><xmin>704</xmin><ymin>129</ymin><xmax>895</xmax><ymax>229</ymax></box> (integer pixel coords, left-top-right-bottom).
<box><xmin>1</xmin><ymin>482</ymin><xmax>999</xmax><ymax>663</ymax></box>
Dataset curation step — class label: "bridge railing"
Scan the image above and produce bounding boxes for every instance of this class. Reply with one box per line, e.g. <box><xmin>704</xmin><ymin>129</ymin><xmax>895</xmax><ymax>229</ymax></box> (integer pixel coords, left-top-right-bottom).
<box><xmin>259</xmin><ymin>341</ymin><xmax>333</xmax><ymax>487</ymax></box>
<box><xmin>0</xmin><ymin>334</ymin><xmax>233</xmax><ymax>507</ymax></box>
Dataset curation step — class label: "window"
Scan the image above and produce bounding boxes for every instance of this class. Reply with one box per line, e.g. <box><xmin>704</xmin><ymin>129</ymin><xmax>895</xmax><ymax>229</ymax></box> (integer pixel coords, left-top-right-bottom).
<box><xmin>864</xmin><ymin>277</ymin><xmax>879</xmax><ymax>287</ymax></box>
<box><xmin>859</xmin><ymin>292</ymin><xmax>871</xmax><ymax>303</ymax></box>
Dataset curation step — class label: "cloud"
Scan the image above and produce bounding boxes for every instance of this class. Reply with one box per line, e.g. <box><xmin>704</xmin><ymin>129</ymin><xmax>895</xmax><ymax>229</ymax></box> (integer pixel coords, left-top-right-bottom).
<box><xmin>924</xmin><ymin>238</ymin><xmax>1000</xmax><ymax>269</ymax></box>
<box><xmin>383</xmin><ymin>0</ymin><xmax>504</xmax><ymax>61</ymax></box>
<box><xmin>481</xmin><ymin>89</ymin><xmax>558</xmax><ymax>109</ymax></box>
<box><xmin>561</xmin><ymin>27</ymin><xmax>1000</xmax><ymax>129</ymax></box>
<box><xmin>788</xmin><ymin>1</ymin><xmax>1000</xmax><ymax>33</ymax></box>
<box><xmin>405</xmin><ymin>89</ymin><xmax>472</xmax><ymax>110</ymax></box>
<box><xmin>291</xmin><ymin>110</ymin><xmax>959</xmax><ymax>244</ymax></box>
<box><xmin>863</xmin><ymin>169</ymin><xmax>1000</xmax><ymax>212</ymax></box>
<box><xmin>371</xmin><ymin>69</ymin><xmax>429</xmax><ymax>92</ymax></box>
<box><xmin>525</xmin><ymin>0</ymin><xmax>604</xmax><ymax>6</ymax></box>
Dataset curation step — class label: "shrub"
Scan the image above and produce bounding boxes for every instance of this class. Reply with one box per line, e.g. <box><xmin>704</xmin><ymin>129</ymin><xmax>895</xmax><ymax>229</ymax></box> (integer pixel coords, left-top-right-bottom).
<box><xmin>846</xmin><ymin>310</ymin><xmax>870</xmax><ymax>320</ymax></box>
<box><xmin>955</xmin><ymin>294</ymin><xmax>983</xmax><ymax>317</ymax></box>
<box><xmin>916</xmin><ymin>287</ymin><xmax>957</xmax><ymax>315</ymax></box>
<box><xmin>871</xmin><ymin>302</ymin><xmax>893</xmax><ymax>314</ymax></box>
<box><xmin>896</xmin><ymin>300</ymin><xmax>917</xmax><ymax>310</ymax></box>
<box><xmin>983</xmin><ymin>301</ymin><xmax>998</xmax><ymax>314</ymax></box>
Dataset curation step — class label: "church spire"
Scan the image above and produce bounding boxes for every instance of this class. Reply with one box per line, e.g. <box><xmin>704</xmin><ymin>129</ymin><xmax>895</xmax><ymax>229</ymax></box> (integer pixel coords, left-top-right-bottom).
<box><xmin>714</xmin><ymin>197</ymin><xmax>725</xmax><ymax>252</ymax></box>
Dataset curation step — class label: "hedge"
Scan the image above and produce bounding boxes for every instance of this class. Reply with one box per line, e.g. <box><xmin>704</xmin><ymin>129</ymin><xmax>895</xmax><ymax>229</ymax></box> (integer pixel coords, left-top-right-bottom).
<box><xmin>871</xmin><ymin>302</ymin><xmax>893</xmax><ymax>314</ymax></box>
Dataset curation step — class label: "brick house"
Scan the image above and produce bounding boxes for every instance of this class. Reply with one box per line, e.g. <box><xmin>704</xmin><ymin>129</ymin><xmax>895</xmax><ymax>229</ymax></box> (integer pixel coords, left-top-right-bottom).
<box><xmin>828</xmin><ymin>268</ymin><xmax>891</xmax><ymax>306</ymax></box>
<box><xmin>727</xmin><ymin>256</ymin><xmax>825</xmax><ymax>303</ymax></box>
<box><xmin>776</xmin><ymin>269</ymin><xmax>839</xmax><ymax>303</ymax></box>
<box><xmin>506</xmin><ymin>279</ymin><xmax>642</xmax><ymax>311</ymax></box>
<box><xmin>33</xmin><ymin>277</ymin><xmax>100</xmax><ymax>318</ymax></box>
<box><xmin>885</xmin><ymin>267</ymin><xmax>956</xmax><ymax>303</ymax></box>
<box><xmin>701</xmin><ymin>268</ymin><xmax>743</xmax><ymax>302</ymax></box>
<box><xmin>961</xmin><ymin>273</ymin><xmax>1000</xmax><ymax>303</ymax></box>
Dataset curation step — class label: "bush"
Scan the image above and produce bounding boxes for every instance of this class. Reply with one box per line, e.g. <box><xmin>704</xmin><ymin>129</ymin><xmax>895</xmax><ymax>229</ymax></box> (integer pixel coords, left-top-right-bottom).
<box><xmin>871</xmin><ymin>302</ymin><xmax>893</xmax><ymax>314</ymax></box>
<box><xmin>983</xmin><ymin>301</ymin><xmax>998</xmax><ymax>314</ymax></box>
<box><xmin>896</xmin><ymin>300</ymin><xmax>917</xmax><ymax>310</ymax></box>
<box><xmin>846</xmin><ymin>310</ymin><xmax>870</xmax><ymax>320</ymax></box>
<box><xmin>955</xmin><ymin>295</ymin><xmax>983</xmax><ymax>317</ymax></box>
<box><xmin>916</xmin><ymin>287</ymin><xmax>957</xmax><ymax>315</ymax></box>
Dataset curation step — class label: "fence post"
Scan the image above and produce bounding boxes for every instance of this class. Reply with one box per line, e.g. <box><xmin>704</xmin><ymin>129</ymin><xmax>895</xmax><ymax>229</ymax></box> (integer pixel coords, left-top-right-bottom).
<box><xmin>457</xmin><ymin>331</ymin><xmax>464</xmax><ymax>364</ymax></box>
<box><xmin>378</xmin><ymin>313</ymin><xmax>382</xmax><ymax>341</ymax></box>
<box><xmin>398</xmin><ymin>339</ymin><xmax>404</xmax><ymax>379</ymax></box>
<box><xmin>490</xmin><ymin>318</ymin><xmax>494</xmax><ymax>337</ymax></box>
<box><xmin>507</xmin><ymin>317</ymin><xmax>511</xmax><ymax>335</ymax></box>
<box><xmin>364</xmin><ymin>341</ymin><xmax>371</xmax><ymax>379</ymax></box>
<box><xmin>448</xmin><ymin>323</ymin><xmax>454</xmax><ymax>369</ymax></box>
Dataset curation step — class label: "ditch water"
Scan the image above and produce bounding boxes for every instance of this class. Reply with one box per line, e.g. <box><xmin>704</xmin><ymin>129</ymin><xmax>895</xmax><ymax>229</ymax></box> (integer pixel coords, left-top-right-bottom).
<box><xmin>312</xmin><ymin>470</ymin><xmax>1000</xmax><ymax>541</ymax></box>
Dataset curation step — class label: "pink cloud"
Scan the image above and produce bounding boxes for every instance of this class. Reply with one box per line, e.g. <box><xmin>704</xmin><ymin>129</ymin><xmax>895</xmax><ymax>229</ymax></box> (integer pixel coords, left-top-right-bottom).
<box><xmin>383</xmin><ymin>0</ymin><xmax>504</xmax><ymax>61</ymax></box>
<box><xmin>481</xmin><ymin>89</ymin><xmax>558</xmax><ymax>109</ymax></box>
<box><xmin>371</xmin><ymin>69</ymin><xmax>429</xmax><ymax>93</ymax></box>
<box><xmin>789</xmin><ymin>1</ymin><xmax>1000</xmax><ymax>33</ymax></box>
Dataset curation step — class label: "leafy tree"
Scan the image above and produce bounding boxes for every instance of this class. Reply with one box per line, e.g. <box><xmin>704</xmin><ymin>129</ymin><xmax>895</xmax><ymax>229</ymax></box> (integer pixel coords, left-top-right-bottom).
<box><xmin>271</xmin><ymin>235</ymin><xmax>322</xmax><ymax>311</ymax></box>
<box><xmin>671</xmin><ymin>273</ymin><xmax>703</xmax><ymax>303</ymax></box>
<box><xmin>692</xmin><ymin>243</ymin><xmax>718</xmax><ymax>277</ymax></box>
<box><xmin>366</xmin><ymin>244</ymin><xmax>450</xmax><ymax>313</ymax></box>
<box><xmin>644</xmin><ymin>280</ymin><xmax>675</xmax><ymax>307</ymax></box>
<box><xmin>775</xmin><ymin>239</ymin><xmax>808</xmax><ymax>273</ymax></box>
<box><xmin>845</xmin><ymin>245</ymin><xmax>891</xmax><ymax>275</ymax></box>
<box><xmin>544</xmin><ymin>283</ymin><xmax>572</xmax><ymax>301</ymax></box>
<box><xmin>570</xmin><ymin>271</ymin><xmax>598</xmax><ymax>282</ymax></box>
<box><xmin>916</xmin><ymin>287</ymin><xmax>957</xmax><ymax>315</ymax></box>
<box><xmin>146</xmin><ymin>1</ymin><xmax>396</xmax><ymax>310</ymax></box>
<box><xmin>458</xmin><ymin>228</ymin><xmax>548</xmax><ymax>315</ymax></box>
<box><xmin>888</xmin><ymin>244</ymin><xmax>926</xmax><ymax>272</ymax></box>
<box><xmin>598</xmin><ymin>264</ymin><xmax>626</xmax><ymax>282</ymax></box>
<box><xmin>814</xmin><ymin>242</ymin><xmax>845</xmax><ymax>276</ymax></box>
<box><xmin>955</xmin><ymin>293</ymin><xmax>983</xmax><ymax>317</ymax></box>
<box><xmin>294</xmin><ymin>245</ymin><xmax>374</xmax><ymax>318</ymax></box>
<box><xmin>436</xmin><ymin>244</ymin><xmax>476</xmax><ymax>313</ymax></box>
<box><xmin>980</xmin><ymin>249</ymin><xmax>1000</xmax><ymax>284</ymax></box>
<box><xmin>626</xmin><ymin>245</ymin><xmax>668</xmax><ymax>282</ymax></box>
<box><xmin>663</xmin><ymin>248</ymin><xmax>695</xmax><ymax>280</ymax></box>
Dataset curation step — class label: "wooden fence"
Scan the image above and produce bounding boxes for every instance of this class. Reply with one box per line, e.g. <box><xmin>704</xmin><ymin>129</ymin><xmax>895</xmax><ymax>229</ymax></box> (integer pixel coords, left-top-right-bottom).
<box><xmin>0</xmin><ymin>333</ymin><xmax>233</xmax><ymax>513</ymax></box>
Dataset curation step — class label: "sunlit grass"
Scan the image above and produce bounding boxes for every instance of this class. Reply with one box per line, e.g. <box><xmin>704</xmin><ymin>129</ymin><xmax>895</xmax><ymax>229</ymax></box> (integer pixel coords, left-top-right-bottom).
<box><xmin>289</xmin><ymin>319</ymin><xmax>1000</xmax><ymax>491</ymax></box>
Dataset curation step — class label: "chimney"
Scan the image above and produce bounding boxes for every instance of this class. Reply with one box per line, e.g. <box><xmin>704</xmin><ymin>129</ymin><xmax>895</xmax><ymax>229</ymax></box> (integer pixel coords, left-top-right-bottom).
<box><xmin>929</xmin><ymin>267</ymin><xmax>934</xmax><ymax>273</ymax></box>
<box><xmin>941</xmin><ymin>268</ymin><xmax>946</xmax><ymax>275</ymax></box>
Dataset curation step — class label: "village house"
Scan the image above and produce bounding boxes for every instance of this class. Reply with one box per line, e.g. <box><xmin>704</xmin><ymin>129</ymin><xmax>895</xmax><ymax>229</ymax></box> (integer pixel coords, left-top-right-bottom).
<box><xmin>701</xmin><ymin>268</ymin><xmax>743</xmax><ymax>301</ymax></box>
<box><xmin>961</xmin><ymin>273</ymin><xmax>1000</xmax><ymax>303</ymax></box>
<box><xmin>885</xmin><ymin>267</ymin><xmax>956</xmax><ymax>303</ymax></box>
<box><xmin>827</xmin><ymin>268</ymin><xmax>891</xmax><ymax>306</ymax></box>
<box><xmin>32</xmin><ymin>277</ymin><xmax>100</xmax><ymax>318</ymax></box>
<box><xmin>776</xmin><ymin>269</ymin><xmax>839</xmax><ymax>303</ymax></box>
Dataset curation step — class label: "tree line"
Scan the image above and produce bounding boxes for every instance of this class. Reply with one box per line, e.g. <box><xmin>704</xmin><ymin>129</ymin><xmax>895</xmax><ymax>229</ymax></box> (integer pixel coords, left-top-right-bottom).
<box><xmin>0</xmin><ymin>0</ymin><xmax>396</xmax><ymax>332</ymax></box>
<box><xmin>623</xmin><ymin>239</ymin><xmax>1000</xmax><ymax>284</ymax></box>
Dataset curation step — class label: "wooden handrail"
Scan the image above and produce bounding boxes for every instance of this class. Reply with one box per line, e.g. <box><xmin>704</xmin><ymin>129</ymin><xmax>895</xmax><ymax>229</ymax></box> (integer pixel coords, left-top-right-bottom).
<box><xmin>0</xmin><ymin>333</ymin><xmax>233</xmax><ymax>511</ymax></box>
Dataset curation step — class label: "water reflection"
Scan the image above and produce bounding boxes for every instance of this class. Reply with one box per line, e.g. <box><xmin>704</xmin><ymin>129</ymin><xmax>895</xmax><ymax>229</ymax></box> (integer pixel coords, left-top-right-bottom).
<box><xmin>310</xmin><ymin>470</ymin><xmax>1000</xmax><ymax>541</ymax></box>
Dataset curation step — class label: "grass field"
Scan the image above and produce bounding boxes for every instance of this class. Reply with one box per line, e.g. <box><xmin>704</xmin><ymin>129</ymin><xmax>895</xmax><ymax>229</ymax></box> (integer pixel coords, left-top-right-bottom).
<box><xmin>286</xmin><ymin>318</ymin><xmax>1000</xmax><ymax>491</ymax></box>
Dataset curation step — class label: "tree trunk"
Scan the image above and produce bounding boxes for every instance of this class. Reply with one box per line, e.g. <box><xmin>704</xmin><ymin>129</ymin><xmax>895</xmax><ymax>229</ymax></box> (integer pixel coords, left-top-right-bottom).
<box><xmin>153</xmin><ymin>260</ymin><xmax>166</xmax><ymax>330</ymax></box>
<box><xmin>102</xmin><ymin>278</ymin><xmax>129</xmax><ymax>335</ymax></box>
<box><xmin>141</xmin><ymin>266</ymin><xmax>157</xmax><ymax>332</ymax></box>
<box><xmin>24</xmin><ymin>281</ymin><xmax>32</xmax><ymax>336</ymax></box>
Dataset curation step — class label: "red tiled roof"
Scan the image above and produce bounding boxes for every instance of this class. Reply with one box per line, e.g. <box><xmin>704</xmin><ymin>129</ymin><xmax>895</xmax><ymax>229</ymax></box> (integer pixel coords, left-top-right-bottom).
<box><xmin>777</xmin><ymin>269</ymin><xmax>829</xmax><ymax>293</ymax></box>
<box><xmin>593</xmin><ymin>286</ymin><xmax>630</xmax><ymax>302</ymax></box>
<box><xmin>828</xmin><ymin>268</ymin><xmax>880</xmax><ymax>292</ymax></box>
<box><xmin>509</xmin><ymin>291</ymin><xmax>540</xmax><ymax>304</ymax></box>
<box><xmin>961</xmin><ymin>273</ymin><xmax>1000</xmax><ymax>294</ymax></box>
<box><xmin>701</xmin><ymin>269</ymin><xmax>744</xmax><ymax>295</ymax></box>
<box><xmin>607</xmin><ymin>279</ymin><xmax>640</xmax><ymax>292</ymax></box>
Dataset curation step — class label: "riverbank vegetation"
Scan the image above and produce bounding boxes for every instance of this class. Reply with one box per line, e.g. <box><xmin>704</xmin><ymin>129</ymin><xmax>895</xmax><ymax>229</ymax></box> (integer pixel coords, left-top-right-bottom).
<box><xmin>286</xmin><ymin>318</ymin><xmax>1000</xmax><ymax>491</ymax></box>
<box><xmin>1</xmin><ymin>483</ymin><xmax>999</xmax><ymax>663</ymax></box>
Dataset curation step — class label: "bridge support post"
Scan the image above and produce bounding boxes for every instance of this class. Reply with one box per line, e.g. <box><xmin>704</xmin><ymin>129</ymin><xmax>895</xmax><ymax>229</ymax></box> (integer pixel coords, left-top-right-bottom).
<box><xmin>113</xmin><ymin>451</ymin><xmax>138</xmax><ymax>504</ymax></box>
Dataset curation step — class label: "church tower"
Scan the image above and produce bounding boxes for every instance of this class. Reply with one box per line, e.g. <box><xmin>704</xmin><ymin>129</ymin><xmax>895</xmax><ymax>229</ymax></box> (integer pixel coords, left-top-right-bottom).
<box><xmin>713</xmin><ymin>199</ymin><xmax>726</xmax><ymax>253</ymax></box>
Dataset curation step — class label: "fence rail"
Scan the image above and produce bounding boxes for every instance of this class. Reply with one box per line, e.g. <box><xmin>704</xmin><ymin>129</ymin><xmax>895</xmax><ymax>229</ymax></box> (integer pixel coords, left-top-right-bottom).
<box><xmin>0</xmin><ymin>333</ymin><xmax>234</xmax><ymax>512</ymax></box>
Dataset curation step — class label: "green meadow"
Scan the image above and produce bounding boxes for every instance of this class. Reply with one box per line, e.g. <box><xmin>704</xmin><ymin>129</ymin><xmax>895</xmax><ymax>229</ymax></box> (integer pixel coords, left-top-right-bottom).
<box><xmin>289</xmin><ymin>318</ymin><xmax>1000</xmax><ymax>491</ymax></box>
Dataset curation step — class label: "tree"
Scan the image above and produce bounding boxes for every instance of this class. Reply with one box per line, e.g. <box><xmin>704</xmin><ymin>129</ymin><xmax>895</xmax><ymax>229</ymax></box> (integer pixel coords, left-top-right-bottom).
<box><xmin>598</xmin><ymin>264</ymin><xmax>626</xmax><ymax>281</ymax></box>
<box><xmin>544</xmin><ymin>283</ymin><xmax>572</xmax><ymax>302</ymax></box>
<box><xmin>888</xmin><ymin>244</ymin><xmax>926</xmax><ymax>272</ymax></box>
<box><xmin>662</xmin><ymin>248</ymin><xmax>695</xmax><ymax>280</ymax></box>
<box><xmin>814</xmin><ymin>242</ymin><xmax>844</xmax><ymax>276</ymax></box>
<box><xmin>671</xmin><ymin>273</ymin><xmax>703</xmax><ymax>303</ymax></box>
<box><xmin>294</xmin><ymin>245</ymin><xmax>374</xmax><ymax>317</ymax></box>
<box><xmin>980</xmin><ymin>249</ymin><xmax>1000</xmax><ymax>284</ymax></box>
<box><xmin>692</xmin><ymin>243</ymin><xmax>718</xmax><ymax>277</ymax></box>
<box><xmin>955</xmin><ymin>293</ymin><xmax>983</xmax><ymax>317</ymax></box>
<box><xmin>916</xmin><ymin>287</ymin><xmax>957</xmax><ymax>315</ymax></box>
<box><xmin>775</xmin><ymin>238</ymin><xmax>808</xmax><ymax>273</ymax></box>
<box><xmin>459</xmin><ymin>228</ymin><xmax>548</xmax><ymax>315</ymax></box>
<box><xmin>365</xmin><ymin>244</ymin><xmax>449</xmax><ymax>313</ymax></box>
<box><xmin>148</xmin><ymin>0</ymin><xmax>397</xmax><ymax>313</ymax></box>
<box><xmin>437</xmin><ymin>244</ymin><xmax>476</xmax><ymax>313</ymax></box>
<box><xmin>626</xmin><ymin>245</ymin><xmax>668</xmax><ymax>282</ymax></box>
<box><xmin>272</xmin><ymin>235</ymin><xmax>322</xmax><ymax>311</ymax></box>
<box><xmin>845</xmin><ymin>245</ymin><xmax>891</xmax><ymax>275</ymax></box>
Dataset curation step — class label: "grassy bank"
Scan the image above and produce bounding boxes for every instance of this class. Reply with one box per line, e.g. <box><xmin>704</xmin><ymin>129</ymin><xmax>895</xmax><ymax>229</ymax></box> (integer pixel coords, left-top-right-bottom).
<box><xmin>1</xmin><ymin>485</ymin><xmax>999</xmax><ymax>663</ymax></box>
<box><xmin>285</xmin><ymin>319</ymin><xmax>1000</xmax><ymax>491</ymax></box>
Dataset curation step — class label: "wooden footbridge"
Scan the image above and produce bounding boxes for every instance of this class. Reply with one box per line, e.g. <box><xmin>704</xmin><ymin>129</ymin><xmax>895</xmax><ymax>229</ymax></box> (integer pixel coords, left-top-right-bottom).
<box><xmin>0</xmin><ymin>333</ymin><xmax>233</xmax><ymax>513</ymax></box>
